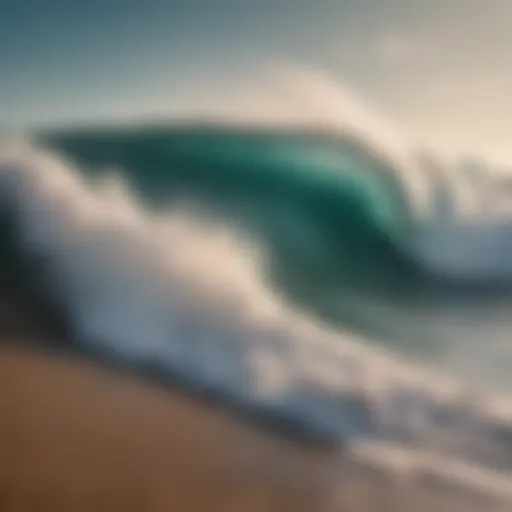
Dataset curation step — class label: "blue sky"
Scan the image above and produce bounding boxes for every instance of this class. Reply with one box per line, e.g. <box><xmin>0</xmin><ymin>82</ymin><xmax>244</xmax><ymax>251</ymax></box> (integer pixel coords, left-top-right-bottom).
<box><xmin>2</xmin><ymin>0</ymin><xmax>512</xmax><ymax>158</ymax></box>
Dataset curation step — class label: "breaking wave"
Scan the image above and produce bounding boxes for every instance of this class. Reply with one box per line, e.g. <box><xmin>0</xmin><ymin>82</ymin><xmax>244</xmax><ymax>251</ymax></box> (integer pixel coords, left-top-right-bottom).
<box><xmin>1</xmin><ymin>66</ymin><xmax>512</xmax><ymax>496</ymax></box>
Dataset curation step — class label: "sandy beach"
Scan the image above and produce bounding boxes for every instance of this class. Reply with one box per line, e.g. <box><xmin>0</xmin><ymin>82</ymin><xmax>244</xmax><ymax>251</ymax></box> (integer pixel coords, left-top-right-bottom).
<box><xmin>1</xmin><ymin>343</ymin><xmax>512</xmax><ymax>511</ymax></box>
<box><xmin>0</xmin><ymin>344</ymin><xmax>338</xmax><ymax>511</ymax></box>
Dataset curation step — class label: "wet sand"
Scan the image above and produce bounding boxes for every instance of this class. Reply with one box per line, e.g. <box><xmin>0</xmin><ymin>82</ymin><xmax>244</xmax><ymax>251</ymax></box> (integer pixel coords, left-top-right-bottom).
<box><xmin>2</xmin><ymin>344</ymin><xmax>512</xmax><ymax>512</ymax></box>
<box><xmin>0</xmin><ymin>344</ymin><xmax>338</xmax><ymax>511</ymax></box>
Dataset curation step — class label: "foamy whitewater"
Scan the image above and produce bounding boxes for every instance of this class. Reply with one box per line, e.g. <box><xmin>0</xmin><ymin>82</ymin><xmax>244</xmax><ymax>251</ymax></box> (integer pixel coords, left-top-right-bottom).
<box><xmin>1</xmin><ymin>67</ymin><xmax>512</xmax><ymax>500</ymax></box>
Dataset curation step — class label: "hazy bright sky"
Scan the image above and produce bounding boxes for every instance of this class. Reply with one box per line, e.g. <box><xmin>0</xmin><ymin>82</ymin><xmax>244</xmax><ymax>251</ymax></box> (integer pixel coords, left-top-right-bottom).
<box><xmin>2</xmin><ymin>0</ymin><xmax>512</xmax><ymax>159</ymax></box>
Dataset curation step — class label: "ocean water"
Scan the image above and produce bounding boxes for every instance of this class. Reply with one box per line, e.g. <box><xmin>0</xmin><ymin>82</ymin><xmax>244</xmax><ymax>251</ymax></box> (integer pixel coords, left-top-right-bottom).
<box><xmin>1</xmin><ymin>89</ymin><xmax>512</xmax><ymax>498</ymax></box>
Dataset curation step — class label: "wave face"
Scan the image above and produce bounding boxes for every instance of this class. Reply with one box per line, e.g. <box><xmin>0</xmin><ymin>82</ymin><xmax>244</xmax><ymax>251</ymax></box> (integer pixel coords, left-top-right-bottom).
<box><xmin>1</xmin><ymin>108</ymin><xmax>512</xmax><ymax>492</ymax></box>
<box><xmin>36</xmin><ymin>124</ymin><xmax>512</xmax><ymax>386</ymax></box>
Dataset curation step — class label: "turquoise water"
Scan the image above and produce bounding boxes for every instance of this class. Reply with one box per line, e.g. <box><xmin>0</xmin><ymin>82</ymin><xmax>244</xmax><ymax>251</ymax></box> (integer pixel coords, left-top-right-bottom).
<box><xmin>41</xmin><ymin>126</ymin><xmax>415</xmax><ymax>300</ymax></box>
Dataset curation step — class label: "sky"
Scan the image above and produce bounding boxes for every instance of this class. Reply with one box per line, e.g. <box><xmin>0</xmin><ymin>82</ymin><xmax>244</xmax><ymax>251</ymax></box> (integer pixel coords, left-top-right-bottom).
<box><xmin>2</xmin><ymin>0</ymin><xmax>512</xmax><ymax>160</ymax></box>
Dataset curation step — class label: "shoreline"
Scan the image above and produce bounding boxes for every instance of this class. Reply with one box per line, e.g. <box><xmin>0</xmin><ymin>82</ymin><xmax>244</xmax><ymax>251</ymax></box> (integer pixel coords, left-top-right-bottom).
<box><xmin>0</xmin><ymin>344</ymin><xmax>511</xmax><ymax>511</ymax></box>
<box><xmin>0</xmin><ymin>254</ymin><xmax>509</xmax><ymax>510</ymax></box>
<box><xmin>0</xmin><ymin>343</ymin><xmax>335</xmax><ymax>511</ymax></box>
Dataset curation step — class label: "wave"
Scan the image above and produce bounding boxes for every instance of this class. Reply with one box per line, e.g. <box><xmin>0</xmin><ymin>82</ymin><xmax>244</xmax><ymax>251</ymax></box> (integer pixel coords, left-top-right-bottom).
<box><xmin>1</xmin><ymin>67</ymin><xmax>512</xmax><ymax>492</ymax></box>
<box><xmin>35</xmin><ymin>122</ymin><xmax>512</xmax><ymax>380</ymax></box>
